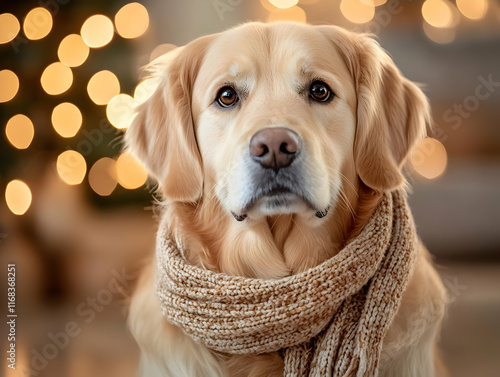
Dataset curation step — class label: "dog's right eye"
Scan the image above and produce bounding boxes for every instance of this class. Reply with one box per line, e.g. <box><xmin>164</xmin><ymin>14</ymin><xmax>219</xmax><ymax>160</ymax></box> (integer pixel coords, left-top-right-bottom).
<box><xmin>216</xmin><ymin>86</ymin><xmax>239</xmax><ymax>108</ymax></box>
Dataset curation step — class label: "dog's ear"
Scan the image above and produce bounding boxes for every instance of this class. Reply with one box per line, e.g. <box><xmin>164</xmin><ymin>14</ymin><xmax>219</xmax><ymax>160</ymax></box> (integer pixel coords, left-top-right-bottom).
<box><xmin>319</xmin><ymin>27</ymin><xmax>430</xmax><ymax>192</ymax></box>
<box><xmin>126</xmin><ymin>36</ymin><xmax>213</xmax><ymax>202</ymax></box>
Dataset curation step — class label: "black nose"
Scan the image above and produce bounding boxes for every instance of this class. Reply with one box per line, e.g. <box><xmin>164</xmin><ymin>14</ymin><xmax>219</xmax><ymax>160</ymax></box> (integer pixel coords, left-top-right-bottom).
<box><xmin>249</xmin><ymin>127</ymin><xmax>301</xmax><ymax>171</ymax></box>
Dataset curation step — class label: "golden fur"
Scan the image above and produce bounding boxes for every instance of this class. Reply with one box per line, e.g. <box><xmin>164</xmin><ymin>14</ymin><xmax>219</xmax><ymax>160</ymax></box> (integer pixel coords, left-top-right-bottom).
<box><xmin>126</xmin><ymin>22</ymin><xmax>447</xmax><ymax>377</ymax></box>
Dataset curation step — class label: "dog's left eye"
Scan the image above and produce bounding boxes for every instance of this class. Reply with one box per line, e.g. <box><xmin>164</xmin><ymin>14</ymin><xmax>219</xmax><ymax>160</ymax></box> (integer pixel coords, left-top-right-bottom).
<box><xmin>216</xmin><ymin>86</ymin><xmax>239</xmax><ymax>108</ymax></box>
<box><xmin>309</xmin><ymin>81</ymin><xmax>334</xmax><ymax>103</ymax></box>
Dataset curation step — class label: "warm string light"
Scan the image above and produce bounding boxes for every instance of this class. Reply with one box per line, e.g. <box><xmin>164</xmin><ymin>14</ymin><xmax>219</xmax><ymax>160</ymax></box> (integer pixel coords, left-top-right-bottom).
<box><xmin>40</xmin><ymin>62</ymin><xmax>73</xmax><ymax>95</ymax></box>
<box><xmin>88</xmin><ymin>157</ymin><xmax>118</xmax><ymax>196</ymax></box>
<box><xmin>410</xmin><ymin>138</ymin><xmax>448</xmax><ymax>179</ymax></box>
<box><xmin>81</xmin><ymin>14</ymin><xmax>114</xmax><ymax>48</ymax></box>
<box><xmin>5</xmin><ymin>114</ymin><xmax>34</xmax><ymax>149</ymax></box>
<box><xmin>456</xmin><ymin>0</ymin><xmax>488</xmax><ymax>20</ymax></box>
<box><xmin>23</xmin><ymin>7</ymin><xmax>52</xmax><ymax>40</ymax></box>
<box><xmin>58</xmin><ymin>34</ymin><xmax>90</xmax><ymax>67</ymax></box>
<box><xmin>114</xmin><ymin>2</ymin><xmax>149</xmax><ymax>39</ymax></box>
<box><xmin>422</xmin><ymin>0</ymin><xmax>453</xmax><ymax>28</ymax></box>
<box><xmin>56</xmin><ymin>150</ymin><xmax>87</xmax><ymax>185</ymax></box>
<box><xmin>5</xmin><ymin>180</ymin><xmax>32</xmax><ymax>215</ymax></box>
<box><xmin>360</xmin><ymin>0</ymin><xmax>387</xmax><ymax>6</ymax></box>
<box><xmin>51</xmin><ymin>103</ymin><xmax>83</xmax><ymax>138</ymax></box>
<box><xmin>268</xmin><ymin>6</ymin><xmax>307</xmax><ymax>23</ymax></box>
<box><xmin>0</xmin><ymin>13</ymin><xmax>20</xmax><ymax>44</ymax></box>
<box><xmin>106</xmin><ymin>94</ymin><xmax>136</xmax><ymax>129</ymax></box>
<box><xmin>116</xmin><ymin>152</ymin><xmax>148</xmax><ymax>190</ymax></box>
<box><xmin>340</xmin><ymin>0</ymin><xmax>375</xmax><ymax>24</ymax></box>
<box><xmin>87</xmin><ymin>70</ymin><xmax>120</xmax><ymax>105</ymax></box>
<box><xmin>1</xmin><ymin>3</ymin><xmax>157</xmax><ymax>213</ymax></box>
<box><xmin>268</xmin><ymin>0</ymin><xmax>298</xmax><ymax>9</ymax></box>
<box><xmin>0</xmin><ymin>69</ymin><xmax>19</xmax><ymax>103</ymax></box>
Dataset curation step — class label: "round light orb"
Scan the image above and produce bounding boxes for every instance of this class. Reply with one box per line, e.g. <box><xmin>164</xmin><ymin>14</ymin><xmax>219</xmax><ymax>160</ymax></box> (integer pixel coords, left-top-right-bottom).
<box><xmin>340</xmin><ymin>0</ymin><xmax>375</xmax><ymax>24</ymax></box>
<box><xmin>422</xmin><ymin>0</ymin><xmax>453</xmax><ymax>28</ymax></box>
<box><xmin>106</xmin><ymin>94</ymin><xmax>136</xmax><ymax>129</ymax></box>
<box><xmin>268</xmin><ymin>0</ymin><xmax>299</xmax><ymax>9</ymax></box>
<box><xmin>268</xmin><ymin>6</ymin><xmax>307</xmax><ymax>23</ymax></box>
<box><xmin>410</xmin><ymin>138</ymin><xmax>448</xmax><ymax>179</ymax></box>
<box><xmin>89</xmin><ymin>157</ymin><xmax>118</xmax><ymax>196</ymax></box>
<box><xmin>41</xmin><ymin>62</ymin><xmax>73</xmax><ymax>95</ymax></box>
<box><xmin>23</xmin><ymin>7</ymin><xmax>52</xmax><ymax>40</ymax></box>
<box><xmin>0</xmin><ymin>13</ymin><xmax>20</xmax><ymax>44</ymax></box>
<box><xmin>5</xmin><ymin>180</ymin><xmax>32</xmax><ymax>215</ymax></box>
<box><xmin>56</xmin><ymin>150</ymin><xmax>87</xmax><ymax>185</ymax></box>
<box><xmin>52</xmin><ymin>103</ymin><xmax>82</xmax><ymax>138</ymax></box>
<box><xmin>0</xmin><ymin>69</ymin><xmax>19</xmax><ymax>103</ymax></box>
<box><xmin>115</xmin><ymin>2</ymin><xmax>149</xmax><ymax>39</ymax></box>
<box><xmin>87</xmin><ymin>70</ymin><xmax>120</xmax><ymax>105</ymax></box>
<box><xmin>81</xmin><ymin>15</ymin><xmax>114</xmax><ymax>48</ymax></box>
<box><xmin>5</xmin><ymin>114</ymin><xmax>34</xmax><ymax>149</ymax></box>
<box><xmin>116</xmin><ymin>152</ymin><xmax>147</xmax><ymax>189</ymax></box>
<box><xmin>58</xmin><ymin>34</ymin><xmax>90</xmax><ymax>67</ymax></box>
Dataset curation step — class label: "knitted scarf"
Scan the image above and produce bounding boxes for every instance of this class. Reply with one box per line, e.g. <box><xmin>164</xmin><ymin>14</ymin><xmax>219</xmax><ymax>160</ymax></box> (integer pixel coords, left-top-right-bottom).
<box><xmin>156</xmin><ymin>190</ymin><xmax>417</xmax><ymax>376</ymax></box>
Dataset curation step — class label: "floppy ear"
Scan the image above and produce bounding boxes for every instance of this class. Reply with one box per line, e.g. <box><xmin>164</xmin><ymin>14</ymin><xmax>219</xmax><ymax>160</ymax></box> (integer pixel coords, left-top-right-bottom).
<box><xmin>126</xmin><ymin>36</ymin><xmax>213</xmax><ymax>202</ymax></box>
<box><xmin>320</xmin><ymin>27</ymin><xmax>431</xmax><ymax>192</ymax></box>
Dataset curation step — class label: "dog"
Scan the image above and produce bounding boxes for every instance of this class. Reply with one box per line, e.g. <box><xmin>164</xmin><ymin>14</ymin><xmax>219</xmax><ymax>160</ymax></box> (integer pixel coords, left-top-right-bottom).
<box><xmin>126</xmin><ymin>22</ymin><xmax>447</xmax><ymax>377</ymax></box>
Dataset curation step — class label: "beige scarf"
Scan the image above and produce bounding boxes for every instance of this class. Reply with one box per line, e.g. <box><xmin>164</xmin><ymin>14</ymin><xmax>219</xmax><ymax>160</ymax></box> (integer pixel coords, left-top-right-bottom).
<box><xmin>156</xmin><ymin>190</ymin><xmax>417</xmax><ymax>376</ymax></box>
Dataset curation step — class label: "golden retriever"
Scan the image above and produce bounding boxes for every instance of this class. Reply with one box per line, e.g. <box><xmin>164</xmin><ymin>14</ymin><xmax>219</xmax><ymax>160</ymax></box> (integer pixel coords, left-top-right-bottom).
<box><xmin>126</xmin><ymin>22</ymin><xmax>447</xmax><ymax>377</ymax></box>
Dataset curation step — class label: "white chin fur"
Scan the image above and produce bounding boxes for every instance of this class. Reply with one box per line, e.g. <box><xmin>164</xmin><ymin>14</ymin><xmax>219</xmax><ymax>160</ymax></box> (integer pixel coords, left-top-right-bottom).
<box><xmin>244</xmin><ymin>195</ymin><xmax>311</xmax><ymax>219</ymax></box>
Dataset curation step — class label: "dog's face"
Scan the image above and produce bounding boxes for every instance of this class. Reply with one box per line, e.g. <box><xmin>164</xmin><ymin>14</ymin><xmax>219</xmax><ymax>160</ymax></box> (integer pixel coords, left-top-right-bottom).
<box><xmin>127</xmin><ymin>22</ymin><xmax>429</xmax><ymax>224</ymax></box>
<box><xmin>192</xmin><ymin>25</ymin><xmax>357</xmax><ymax>221</ymax></box>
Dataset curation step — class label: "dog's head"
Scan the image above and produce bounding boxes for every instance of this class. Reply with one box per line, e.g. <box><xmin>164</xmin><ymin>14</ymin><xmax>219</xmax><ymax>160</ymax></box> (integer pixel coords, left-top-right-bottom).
<box><xmin>127</xmin><ymin>22</ymin><xmax>429</xmax><ymax>223</ymax></box>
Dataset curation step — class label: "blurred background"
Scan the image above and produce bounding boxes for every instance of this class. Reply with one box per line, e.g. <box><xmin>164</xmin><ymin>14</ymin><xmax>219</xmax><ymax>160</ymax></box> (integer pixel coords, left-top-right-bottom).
<box><xmin>0</xmin><ymin>0</ymin><xmax>499</xmax><ymax>376</ymax></box>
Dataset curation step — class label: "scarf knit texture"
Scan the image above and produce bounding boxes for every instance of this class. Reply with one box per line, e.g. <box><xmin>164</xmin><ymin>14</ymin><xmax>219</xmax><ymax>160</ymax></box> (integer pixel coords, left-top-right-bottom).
<box><xmin>156</xmin><ymin>190</ymin><xmax>417</xmax><ymax>376</ymax></box>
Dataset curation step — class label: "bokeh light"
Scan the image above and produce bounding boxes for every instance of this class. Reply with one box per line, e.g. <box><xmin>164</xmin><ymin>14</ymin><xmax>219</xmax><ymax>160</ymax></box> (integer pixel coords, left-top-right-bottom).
<box><xmin>340</xmin><ymin>0</ymin><xmax>375</xmax><ymax>24</ymax></box>
<box><xmin>114</xmin><ymin>2</ymin><xmax>149</xmax><ymax>39</ymax></box>
<box><xmin>149</xmin><ymin>43</ymin><xmax>177</xmax><ymax>62</ymax></box>
<box><xmin>5</xmin><ymin>114</ymin><xmax>35</xmax><ymax>149</ymax></box>
<box><xmin>23</xmin><ymin>7</ymin><xmax>53</xmax><ymax>40</ymax></box>
<box><xmin>423</xmin><ymin>21</ymin><xmax>456</xmax><ymax>44</ymax></box>
<box><xmin>268</xmin><ymin>0</ymin><xmax>298</xmax><ymax>9</ymax></box>
<box><xmin>40</xmin><ymin>62</ymin><xmax>73</xmax><ymax>95</ymax></box>
<box><xmin>88</xmin><ymin>157</ymin><xmax>118</xmax><ymax>196</ymax></box>
<box><xmin>134</xmin><ymin>77</ymin><xmax>160</xmax><ymax>105</ymax></box>
<box><xmin>456</xmin><ymin>0</ymin><xmax>488</xmax><ymax>20</ymax></box>
<box><xmin>87</xmin><ymin>70</ymin><xmax>120</xmax><ymax>105</ymax></box>
<box><xmin>116</xmin><ymin>152</ymin><xmax>148</xmax><ymax>189</ymax></box>
<box><xmin>56</xmin><ymin>150</ymin><xmax>87</xmax><ymax>185</ymax></box>
<box><xmin>81</xmin><ymin>15</ymin><xmax>114</xmax><ymax>48</ymax></box>
<box><xmin>0</xmin><ymin>69</ymin><xmax>19</xmax><ymax>103</ymax></box>
<box><xmin>410</xmin><ymin>138</ymin><xmax>448</xmax><ymax>179</ymax></box>
<box><xmin>422</xmin><ymin>0</ymin><xmax>453</xmax><ymax>28</ymax></box>
<box><xmin>58</xmin><ymin>34</ymin><xmax>90</xmax><ymax>67</ymax></box>
<box><xmin>268</xmin><ymin>6</ymin><xmax>307</xmax><ymax>23</ymax></box>
<box><xmin>0</xmin><ymin>13</ymin><xmax>20</xmax><ymax>44</ymax></box>
<box><xmin>51</xmin><ymin>103</ymin><xmax>83</xmax><ymax>138</ymax></box>
<box><xmin>106</xmin><ymin>94</ymin><xmax>136</xmax><ymax>129</ymax></box>
<box><xmin>360</xmin><ymin>0</ymin><xmax>387</xmax><ymax>6</ymax></box>
<box><xmin>5</xmin><ymin>180</ymin><xmax>32</xmax><ymax>216</ymax></box>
